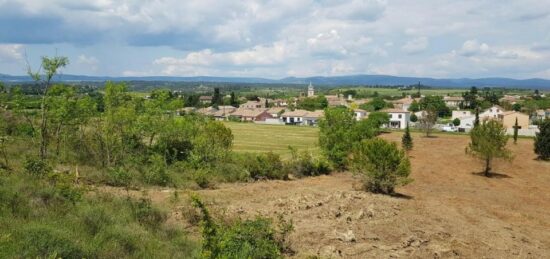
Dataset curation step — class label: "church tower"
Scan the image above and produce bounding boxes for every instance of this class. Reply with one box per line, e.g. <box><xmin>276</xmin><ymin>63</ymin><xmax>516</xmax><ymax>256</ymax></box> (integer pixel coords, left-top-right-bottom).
<box><xmin>307</xmin><ymin>82</ymin><xmax>315</xmax><ymax>97</ymax></box>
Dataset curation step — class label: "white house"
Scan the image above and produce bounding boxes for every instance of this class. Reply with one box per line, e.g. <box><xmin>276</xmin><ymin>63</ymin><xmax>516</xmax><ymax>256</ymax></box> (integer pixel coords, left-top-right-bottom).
<box><xmin>480</xmin><ymin>105</ymin><xmax>505</xmax><ymax>120</ymax></box>
<box><xmin>382</xmin><ymin>109</ymin><xmax>410</xmax><ymax>129</ymax></box>
<box><xmin>353</xmin><ymin>109</ymin><xmax>368</xmax><ymax>121</ymax></box>
<box><xmin>452</xmin><ymin>110</ymin><xmax>472</xmax><ymax>120</ymax></box>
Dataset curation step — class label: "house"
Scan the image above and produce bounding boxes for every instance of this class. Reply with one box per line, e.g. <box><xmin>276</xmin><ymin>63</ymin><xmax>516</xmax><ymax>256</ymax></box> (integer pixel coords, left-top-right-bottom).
<box><xmin>267</xmin><ymin>107</ymin><xmax>285</xmax><ymax>118</ymax></box>
<box><xmin>480</xmin><ymin>105</ymin><xmax>505</xmax><ymax>119</ymax></box>
<box><xmin>325</xmin><ymin>95</ymin><xmax>347</xmax><ymax>107</ymax></box>
<box><xmin>230</xmin><ymin>108</ymin><xmax>271</xmax><ymax>122</ymax></box>
<box><xmin>271</xmin><ymin>99</ymin><xmax>288</xmax><ymax>107</ymax></box>
<box><xmin>240</xmin><ymin>100</ymin><xmax>266</xmax><ymax>109</ymax></box>
<box><xmin>499</xmin><ymin>111</ymin><xmax>529</xmax><ymax>129</ymax></box>
<box><xmin>211</xmin><ymin>106</ymin><xmax>237</xmax><ymax>121</ymax></box>
<box><xmin>391</xmin><ymin>96</ymin><xmax>420</xmax><ymax>111</ymax></box>
<box><xmin>199</xmin><ymin>95</ymin><xmax>213</xmax><ymax>104</ymax></box>
<box><xmin>452</xmin><ymin>110</ymin><xmax>472</xmax><ymax>120</ymax></box>
<box><xmin>281</xmin><ymin>109</ymin><xmax>324</xmax><ymax>126</ymax></box>
<box><xmin>499</xmin><ymin>95</ymin><xmax>521</xmax><ymax>104</ymax></box>
<box><xmin>303</xmin><ymin>110</ymin><xmax>324</xmax><ymax>126</ymax></box>
<box><xmin>443</xmin><ymin>96</ymin><xmax>464</xmax><ymax>108</ymax></box>
<box><xmin>353</xmin><ymin>109</ymin><xmax>368</xmax><ymax>121</ymax></box>
<box><xmin>534</xmin><ymin>109</ymin><xmax>550</xmax><ymax>121</ymax></box>
<box><xmin>382</xmin><ymin>109</ymin><xmax>410</xmax><ymax>129</ymax></box>
<box><xmin>457</xmin><ymin>115</ymin><xmax>476</xmax><ymax>132</ymax></box>
<box><xmin>281</xmin><ymin>109</ymin><xmax>309</xmax><ymax>125</ymax></box>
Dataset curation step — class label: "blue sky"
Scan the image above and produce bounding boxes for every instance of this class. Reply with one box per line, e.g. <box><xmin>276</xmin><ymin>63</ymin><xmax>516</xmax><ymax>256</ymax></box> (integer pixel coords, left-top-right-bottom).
<box><xmin>0</xmin><ymin>0</ymin><xmax>549</xmax><ymax>79</ymax></box>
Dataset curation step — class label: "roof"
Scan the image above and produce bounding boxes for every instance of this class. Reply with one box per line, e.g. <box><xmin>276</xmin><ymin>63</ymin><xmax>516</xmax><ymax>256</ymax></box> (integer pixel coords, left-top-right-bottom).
<box><xmin>199</xmin><ymin>95</ymin><xmax>212</xmax><ymax>100</ymax></box>
<box><xmin>354</xmin><ymin>108</ymin><xmax>367</xmax><ymax>112</ymax></box>
<box><xmin>231</xmin><ymin>108</ymin><xmax>268</xmax><ymax>117</ymax></box>
<box><xmin>381</xmin><ymin>108</ymin><xmax>410</xmax><ymax>114</ymax></box>
<box><xmin>391</xmin><ymin>97</ymin><xmax>420</xmax><ymax>105</ymax></box>
<box><xmin>267</xmin><ymin>107</ymin><xmax>285</xmax><ymax>114</ymax></box>
<box><xmin>443</xmin><ymin>96</ymin><xmax>464</xmax><ymax>101</ymax></box>
<box><xmin>282</xmin><ymin>109</ymin><xmax>309</xmax><ymax>117</ymax></box>
<box><xmin>304</xmin><ymin>110</ymin><xmax>324</xmax><ymax>118</ymax></box>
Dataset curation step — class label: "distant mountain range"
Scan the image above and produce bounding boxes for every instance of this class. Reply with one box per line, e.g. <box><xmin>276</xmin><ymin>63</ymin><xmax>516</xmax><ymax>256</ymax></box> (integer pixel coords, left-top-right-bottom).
<box><xmin>1</xmin><ymin>73</ymin><xmax>549</xmax><ymax>89</ymax></box>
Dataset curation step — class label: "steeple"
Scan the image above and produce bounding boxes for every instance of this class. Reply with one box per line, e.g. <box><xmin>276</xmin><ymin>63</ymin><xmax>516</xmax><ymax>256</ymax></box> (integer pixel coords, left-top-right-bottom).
<box><xmin>307</xmin><ymin>82</ymin><xmax>315</xmax><ymax>97</ymax></box>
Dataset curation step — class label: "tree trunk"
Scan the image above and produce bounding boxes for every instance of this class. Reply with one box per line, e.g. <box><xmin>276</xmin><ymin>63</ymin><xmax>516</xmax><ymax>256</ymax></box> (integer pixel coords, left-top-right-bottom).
<box><xmin>484</xmin><ymin>158</ymin><xmax>491</xmax><ymax>177</ymax></box>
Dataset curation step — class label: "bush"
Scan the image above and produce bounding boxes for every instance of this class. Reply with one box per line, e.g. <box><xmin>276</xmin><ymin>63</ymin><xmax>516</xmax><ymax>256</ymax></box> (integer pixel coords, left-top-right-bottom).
<box><xmin>193</xmin><ymin>169</ymin><xmax>215</xmax><ymax>189</ymax></box>
<box><xmin>284</xmin><ymin>148</ymin><xmax>331</xmax><ymax>177</ymax></box>
<box><xmin>410</xmin><ymin>113</ymin><xmax>418</xmax><ymax>122</ymax></box>
<box><xmin>350</xmin><ymin>138</ymin><xmax>412</xmax><ymax>194</ymax></box>
<box><xmin>240</xmin><ymin>152</ymin><xmax>286</xmax><ymax>180</ymax></box>
<box><xmin>132</xmin><ymin>197</ymin><xmax>167</xmax><ymax>229</ymax></box>
<box><xmin>24</xmin><ymin>157</ymin><xmax>51</xmax><ymax>176</ymax></box>
<box><xmin>452</xmin><ymin>118</ymin><xmax>461</xmax><ymax>126</ymax></box>
<box><xmin>13</xmin><ymin>224</ymin><xmax>85</xmax><ymax>259</ymax></box>
<box><xmin>107</xmin><ymin>167</ymin><xmax>132</xmax><ymax>187</ymax></box>
<box><xmin>534</xmin><ymin>119</ymin><xmax>550</xmax><ymax>160</ymax></box>
<box><xmin>191</xmin><ymin>195</ymin><xmax>291</xmax><ymax>259</ymax></box>
<box><xmin>143</xmin><ymin>154</ymin><xmax>170</xmax><ymax>186</ymax></box>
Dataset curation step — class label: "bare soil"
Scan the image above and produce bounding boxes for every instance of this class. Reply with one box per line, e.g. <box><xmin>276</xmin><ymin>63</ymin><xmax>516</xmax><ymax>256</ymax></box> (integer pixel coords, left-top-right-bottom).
<box><xmin>101</xmin><ymin>133</ymin><xmax>550</xmax><ymax>258</ymax></box>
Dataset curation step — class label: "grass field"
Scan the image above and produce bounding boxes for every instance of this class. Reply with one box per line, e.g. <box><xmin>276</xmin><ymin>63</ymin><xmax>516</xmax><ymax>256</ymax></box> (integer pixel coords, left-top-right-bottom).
<box><xmin>224</xmin><ymin>122</ymin><xmax>319</xmax><ymax>157</ymax></box>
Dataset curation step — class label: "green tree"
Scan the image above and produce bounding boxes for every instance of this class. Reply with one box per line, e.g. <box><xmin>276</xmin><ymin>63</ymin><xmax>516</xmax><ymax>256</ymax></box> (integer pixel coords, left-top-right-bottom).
<box><xmin>27</xmin><ymin>55</ymin><xmax>69</xmax><ymax>159</ymax></box>
<box><xmin>211</xmin><ymin>88</ymin><xmax>222</xmax><ymax>108</ymax></box>
<box><xmin>534</xmin><ymin>119</ymin><xmax>550</xmax><ymax>160</ymax></box>
<box><xmin>350</xmin><ymin>138</ymin><xmax>412</xmax><ymax>194</ymax></box>
<box><xmin>229</xmin><ymin>92</ymin><xmax>239</xmax><ymax>107</ymax></box>
<box><xmin>319</xmin><ymin>107</ymin><xmax>356</xmax><ymax>168</ymax></box>
<box><xmin>512</xmin><ymin>103</ymin><xmax>521</xmax><ymax>112</ymax></box>
<box><xmin>408</xmin><ymin>100</ymin><xmax>420</xmax><ymax>112</ymax></box>
<box><xmin>419</xmin><ymin>96</ymin><xmax>450</xmax><ymax>117</ymax></box>
<box><xmin>402</xmin><ymin>124</ymin><xmax>413</xmax><ymax>151</ymax></box>
<box><xmin>466</xmin><ymin>120</ymin><xmax>513</xmax><ymax>176</ymax></box>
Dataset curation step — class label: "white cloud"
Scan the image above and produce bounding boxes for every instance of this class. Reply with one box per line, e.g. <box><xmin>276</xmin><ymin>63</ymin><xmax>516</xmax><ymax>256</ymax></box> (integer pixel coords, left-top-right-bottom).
<box><xmin>77</xmin><ymin>54</ymin><xmax>99</xmax><ymax>71</ymax></box>
<box><xmin>401</xmin><ymin>37</ymin><xmax>429</xmax><ymax>54</ymax></box>
<box><xmin>0</xmin><ymin>44</ymin><xmax>23</xmax><ymax>63</ymax></box>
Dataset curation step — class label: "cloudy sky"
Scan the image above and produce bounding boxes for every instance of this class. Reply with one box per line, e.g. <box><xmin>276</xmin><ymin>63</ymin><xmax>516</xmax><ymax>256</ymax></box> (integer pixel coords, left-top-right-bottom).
<box><xmin>0</xmin><ymin>0</ymin><xmax>549</xmax><ymax>79</ymax></box>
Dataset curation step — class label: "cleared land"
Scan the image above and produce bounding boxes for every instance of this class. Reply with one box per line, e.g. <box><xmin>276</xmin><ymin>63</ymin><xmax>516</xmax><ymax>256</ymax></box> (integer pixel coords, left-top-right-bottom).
<box><xmin>225</xmin><ymin>122</ymin><xmax>319</xmax><ymax>157</ymax></box>
<box><xmin>106</xmin><ymin>131</ymin><xmax>550</xmax><ymax>258</ymax></box>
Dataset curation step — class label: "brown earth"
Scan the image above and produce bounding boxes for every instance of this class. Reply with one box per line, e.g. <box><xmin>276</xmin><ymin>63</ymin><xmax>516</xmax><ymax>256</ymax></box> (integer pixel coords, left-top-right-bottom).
<box><xmin>100</xmin><ymin>133</ymin><xmax>550</xmax><ymax>258</ymax></box>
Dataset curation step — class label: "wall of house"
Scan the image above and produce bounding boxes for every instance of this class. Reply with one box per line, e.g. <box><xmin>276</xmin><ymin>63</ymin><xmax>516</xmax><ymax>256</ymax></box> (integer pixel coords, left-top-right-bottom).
<box><xmin>502</xmin><ymin>114</ymin><xmax>529</xmax><ymax>129</ymax></box>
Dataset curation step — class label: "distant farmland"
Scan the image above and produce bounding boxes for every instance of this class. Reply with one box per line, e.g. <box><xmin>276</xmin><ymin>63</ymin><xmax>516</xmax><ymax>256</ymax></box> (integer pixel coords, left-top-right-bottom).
<box><xmin>224</xmin><ymin>122</ymin><xmax>319</xmax><ymax>157</ymax></box>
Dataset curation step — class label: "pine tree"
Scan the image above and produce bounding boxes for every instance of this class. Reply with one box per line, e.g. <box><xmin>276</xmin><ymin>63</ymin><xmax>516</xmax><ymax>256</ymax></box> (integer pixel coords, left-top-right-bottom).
<box><xmin>466</xmin><ymin>120</ymin><xmax>513</xmax><ymax>176</ymax></box>
<box><xmin>402</xmin><ymin>124</ymin><xmax>413</xmax><ymax>151</ymax></box>
<box><xmin>513</xmin><ymin>117</ymin><xmax>518</xmax><ymax>144</ymax></box>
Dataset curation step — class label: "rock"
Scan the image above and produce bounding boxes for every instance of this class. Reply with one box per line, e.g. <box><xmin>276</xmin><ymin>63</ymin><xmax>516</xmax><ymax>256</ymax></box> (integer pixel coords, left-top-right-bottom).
<box><xmin>339</xmin><ymin>230</ymin><xmax>356</xmax><ymax>242</ymax></box>
<box><xmin>356</xmin><ymin>209</ymin><xmax>365</xmax><ymax>220</ymax></box>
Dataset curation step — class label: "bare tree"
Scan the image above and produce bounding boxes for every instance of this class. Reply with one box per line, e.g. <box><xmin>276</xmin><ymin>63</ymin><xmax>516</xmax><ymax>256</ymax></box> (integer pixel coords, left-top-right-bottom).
<box><xmin>27</xmin><ymin>55</ymin><xmax>69</xmax><ymax>159</ymax></box>
<box><xmin>418</xmin><ymin>108</ymin><xmax>437</xmax><ymax>137</ymax></box>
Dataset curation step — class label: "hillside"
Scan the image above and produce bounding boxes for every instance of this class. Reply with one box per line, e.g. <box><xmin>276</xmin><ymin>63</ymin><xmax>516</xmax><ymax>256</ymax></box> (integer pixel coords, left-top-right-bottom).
<box><xmin>1</xmin><ymin>73</ymin><xmax>549</xmax><ymax>89</ymax></box>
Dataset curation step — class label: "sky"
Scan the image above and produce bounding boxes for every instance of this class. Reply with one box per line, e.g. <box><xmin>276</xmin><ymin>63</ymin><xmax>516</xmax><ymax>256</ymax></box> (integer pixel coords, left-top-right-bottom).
<box><xmin>0</xmin><ymin>0</ymin><xmax>550</xmax><ymax>79</ymax></box>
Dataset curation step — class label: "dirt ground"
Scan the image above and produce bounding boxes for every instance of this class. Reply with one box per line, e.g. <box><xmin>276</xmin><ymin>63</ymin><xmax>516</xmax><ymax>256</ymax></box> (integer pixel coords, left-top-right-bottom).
<box><xmin>104</xmin><ymin>133</ymin><xmax>550</xmax><ymax>258</ymax></box>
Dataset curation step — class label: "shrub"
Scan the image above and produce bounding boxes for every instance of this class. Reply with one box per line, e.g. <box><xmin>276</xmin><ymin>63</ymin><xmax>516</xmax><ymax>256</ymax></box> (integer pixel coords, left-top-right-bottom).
<box><xmin>24</xmin><ymin>157</ymin><xmax>51</xmax><ymax>176</ymax></box>
<box><xmin>241</xmin><ymin>152</ymin><xmax>286</xmax><ymax>180</ymax></box>
<box><xmin>191</xmin><ymin>195</ymin><xmax>291</xmax><ymax>259</ymax></box>
<box><xmin>14</xmin><ymin>224</ymin><xmax>85</xmax><ymax>259</ymax></box>
<box><xmin>107</xmin><ymin>167</ymin><xmax>132</xmax><ymax>187</ymax></box>
<box><xmin>284</xmin><ymin>148</ymin><xmax>331</xmax><ymax>177</ymax></box>
<box><xmin>143</xmin><ymin>154</ymin><xmax>170</xmax><ymax>186</ymax></box>
<box><xmin>193</xmin><ymin>169</ymin><xmax>214</xmax><ymax>189</ymax></box>
<box><xmin>452</xmin><ymin>118</ymin><xmax>461</xmax><ymax>126</ymax></box>
<box><xmin>534</xmin><ymin>119</ymin><xmax>550</xmax><ymax>160</ymax></box>
<box><xmin>350</xmin><ymin>138</ymin><xmax>412</xmax><ymax>194</ymax></box>
<box><xmin>132</xmin><ymin>197</ymin><xmax>167</xmax><ymax>229</ymax></box>
<box><xmin>410</xmin><ymin>113</ymin><xmax>418</xmax><ymax>122</ymax></box>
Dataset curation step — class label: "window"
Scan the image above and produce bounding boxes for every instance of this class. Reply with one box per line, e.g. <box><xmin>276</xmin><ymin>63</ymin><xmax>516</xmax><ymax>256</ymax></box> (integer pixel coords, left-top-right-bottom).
<box><xmin>398</xmin><ymin>114</ymin><xmax>402</xmax><ymax>119</ymax></box>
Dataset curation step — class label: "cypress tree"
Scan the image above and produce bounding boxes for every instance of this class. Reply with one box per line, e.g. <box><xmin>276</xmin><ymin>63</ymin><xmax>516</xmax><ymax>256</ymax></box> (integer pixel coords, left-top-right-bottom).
<box><xmin>402</xmin><ymin>124</ymin><xmax>413</xmax><ymax>151</ymax></box>
<box><xmin>534</xmin><ymin>119</ymin><xmax>550</xmax><ymax>160</ymax></box>
<box><xmin>513</xmin><ymin>117</ymin><xmax>518</xmax><ymax>144</ymax></box>
<box><xmin>474</xmin><ymin>108</ymin><xmax>480</xmax><ymax>127</ymax></box>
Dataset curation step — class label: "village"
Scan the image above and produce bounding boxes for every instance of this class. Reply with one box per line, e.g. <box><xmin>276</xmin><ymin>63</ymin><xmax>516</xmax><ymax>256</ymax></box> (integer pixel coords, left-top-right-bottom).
<box><xmin>178</xmin><ymin>83</ymin><xmax>549</xmax><ymax>136</ymax></box>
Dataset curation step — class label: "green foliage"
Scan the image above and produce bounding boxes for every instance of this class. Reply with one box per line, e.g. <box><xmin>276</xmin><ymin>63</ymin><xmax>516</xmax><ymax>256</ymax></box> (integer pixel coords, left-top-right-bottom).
<box><xmin>408</xmin><ymin>100</ymin><xmax>420</xmax><ymax>112</ymax></box>
<box><xmin>240</xmin><ymin>152</ymin><xmax>286</xmax><ymax>180</ymax></box>
<box><xmin>143</xmin><ymin>154</ymin><xmax>170</xmax><ymax>186</ymax></box>
<box><xmin>132</xmin><ymin>197</ymin><xmax>167</xmax><ymax>229</ymax></box>
<box><xmin>410</xmin><ymin>113</ymin><xmax>418</xmax><ymax>122</ymax></box>
<box><xmin>107</xmin><ymin>167</ymin><xmax>133</xmax><ymax>187</ymax></box>
<box><xmin>285</xmin><ymin>147</ymin><xmax>331</xmax><ymax>178</ymax></box>
<box><xmin>350</xmin><ymin>138</ymin><xmax>412</xmax><ymax>194</ymax></box>
<box><xmin>191</xmin><ymin>195</ymin><xmax>290</xmax><ymax>259</ymax></box>
<box><xmin>466</xmin><ymin>120</ymin><xmax>513</xmax><ymax>176</ymax></box>
<box><xmin>534</xmin><ymin>119</ymin><xmax>550</xmax><ymax>160</ymax></box>
<box><xmin>402</xmin><ymin>124</ymin><xmax>413</xmax><ymax>151</ymax></box>
<box><xmin>297</xmin><ymin>95</ymin><xmax>328</xmax><ymax>111</ymax></box>
<box><xmin>452</xmin><ymin>118</ymin><xmax>461</xmax><ymax>126</ymax></box>
<box><xmin>419</xmin><ymin>96</ymin><xmax>451</xmax><ymax>117</ymax></box>
<box><xmin>360</xmin><ymin>97</ymin><xmax>392</xmax><ymax>111</ymax></box>
<box><xmin>319</xmin><ymin>107</ymin><xmax>356</xmax><ymax>168</ymax></box>
<box><xmin>24</xmin><ymin>156</ymin><xmax>52</xmax><ymax>175</ymax></box>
